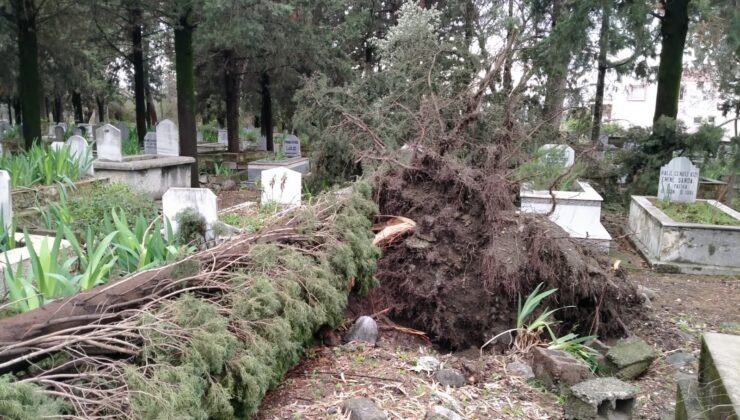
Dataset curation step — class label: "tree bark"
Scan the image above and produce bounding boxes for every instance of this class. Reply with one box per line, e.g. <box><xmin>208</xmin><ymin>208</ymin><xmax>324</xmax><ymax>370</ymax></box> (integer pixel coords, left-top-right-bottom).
<box><xmin>543</xmin><ymin>0</ymin><xmax>568</xmax><ymax>134</ymax></box>
<box><xmin>71</xmin><ymin>91</ymin><xmax>83</xmax><ymax>123</ymax></box>
<box><xmin>12</xmin><ymin>97</ymin><xmax>21</xmax><ymax>125</ymax></box>
<box><xmin>16</xmin><ymin>0</ymin><xmax>42</xmax><ymax>148</ymax></box>
<box><xmin>131</xmin><ymin>5</ymin><xmax>147</xmax><ymax>145</ymax></box>
<box><xmin>145</xmin><ymin>86</ymin><xmax>157</xmax><ymax>128</ymax></box>
<box><xmin>590</xmin><ymin>3</ymin><xmax>610</xmax><ymax>143</ymax></box>
<box><xmin>653</xmin><ymin>0</ymin><xmax>690</xmax><ymax>124</ymax></box>
<box><xmin>260</xmin><ymin>72</ymin><xmax>274</xmax><ymax>152</ymax></box>
<box><xmin>174</xmin><ymin>11</ymin><xmax>199</xmax><ymax>187</ymax></box>
<box><xmin>96</xmin><ymin>95</ymin><xmax>105</xmax><ymax>123</ymax></box>
<box><xmin>223</xmin><ymin>50</ymin><xmax>242</xmax><ymax>153</ymax></box>
<box><xmin>503</xmin><ymin>0</ymin><xmax>514</xmax><ymax>95</ymax></box>
<box><xmin>53</xmin><ymin>95</ymin><xmax>62</xmax><ymax>124</ymax></box>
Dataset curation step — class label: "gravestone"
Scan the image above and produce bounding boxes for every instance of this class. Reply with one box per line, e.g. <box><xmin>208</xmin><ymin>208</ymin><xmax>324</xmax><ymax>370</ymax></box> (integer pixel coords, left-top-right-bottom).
<box><xmin>115</xmin><ymin>122</ymin><xmax>130</xmax><ymax>143</ymax></box>
<box><xmin>257</xmin><ymin>135</ymin><xmax>267</xmax><ymax>151</ymax></box>
<box><xmin>156</xmin><ymin>119</ymin><xmax>179</xmax><ymax>156</ymax></box>
<box><xmin>218</xmin><ymin>129</ymin><xmax>228</xmax><ymax>145</ymax></box>
<box><xmin>657</xmin><ymin>157</ymin><xmax>699</xmax><ymax>203</ymax></box>
<box><xmin>88</xmin><ymin>110</ymin><xmax>98</xmax><ymax>125</ymax></box>
<box><xmin>0</xmin><ymin>170</ymin><xmax>11</xmax><ymax>232</ymax></box>
<box><xmin>54</xmin><ymin>125</ymin><xmax>65</xmax><ymax>143</ymax></box>
<box><xmin>95</xmin><ymin>124</ymin><xmax>122</xmax><ymax>162</ymax></box>
<box><xmin>66</xmin><ymin>135</ymin><xmax>94</xmax><ymax>176</ymax></box>
<box><xmin>162</xmin><ymin>188</ymin><xmax>218</xmax><ymax>241</ymax></box>
<box><xmin>57</xmin><ymin>122</ymin><xmax>68</xmax><ymax>132</ymax></box>
<box><xmin>283</xmin><ymin>134</ymin><xmax>301</xmax><ymax>158</ymax></box>
<box><xmin>197</xmin><ymin>131</ymin><xmax>203</xmax><ymax>143</ymax></box>
<box><xmin>144</xmin><ymin>132</ymin><xmax>157</xmax><ymax>155</ymax></box>
<box><xmin>50</xmin><ymin>141</ymin><xmax>65</xmax><ymax>152</ymax></box>
<box><xmin>47</xmin><ymin>125</ymin><xmax>56</xmax><ymax>137</ymax></box>
<box><xmin>539</xmin><ymin>144</ymin><xmax>575</xmax><ymax>167</ymax></box>
<box><xmin>261</xmin><ymin>167</ymin><xmax>301</xmax><ymax>206</ymax></box>
<box><xmin>72</xmin><ymin>127</ymin><xmax>82</xmax><ymax>136</ymax></box>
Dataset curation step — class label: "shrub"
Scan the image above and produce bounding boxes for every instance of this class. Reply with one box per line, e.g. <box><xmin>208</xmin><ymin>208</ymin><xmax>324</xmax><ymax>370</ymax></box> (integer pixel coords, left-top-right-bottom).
<box><xmin>66</xmin><ymin>183</ymin><xmax>157</xmax><ymax>237</ymax></box>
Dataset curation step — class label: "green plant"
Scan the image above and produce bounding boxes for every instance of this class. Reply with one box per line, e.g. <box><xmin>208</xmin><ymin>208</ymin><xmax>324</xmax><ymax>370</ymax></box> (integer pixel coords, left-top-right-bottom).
<box><xmin>122</xmin><ymin>126</ymin><xmax>141</xmax><ymax>155</ymax></box>
<box><xmin>0</xmin><ymin>143</ymin><xmax>91</xmax><ymax>189</ymax></box>
<box><xmin>65</xmin><ymin>230</ymin><xmax>118</xmax><ymax>290</ymax></box>
<box><xmin>174</xmin><ymin>208</ymin><xmax>206</xmax><ymax>245</ymax></box>
<box><xmin>655</xmin><ymin>200</ymin><xmax>740</xmax><ymax>226</ymax></box>
<box><xmin>515</xmin><ymin>149</ymin><xmax>587</xmax><ymax>191</ymax></box>
<box><xmin>106</xmin><ymin>210</ymin><xmax>180</xmax><ymax>272</ymax></box>
<box><xmin>0</xmin><ymin>215</ymin><xmax>18</xmax><ymax>253</ymax></box>
<box><xmin>213</xmin><ymin>161</ymin><xmax>234</xmax><ymax>176</ymax></box>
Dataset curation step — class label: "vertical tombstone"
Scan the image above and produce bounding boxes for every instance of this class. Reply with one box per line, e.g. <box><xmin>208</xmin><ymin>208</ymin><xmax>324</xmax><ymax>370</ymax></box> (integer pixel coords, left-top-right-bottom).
<box><xmin>54</xmin><ymin>125</ymin><xmax>65</xmax><ymax>143</ymax></box>
<box><xmin>218</xmin><ymin>129</ymin><xmax>228</xmax><ymax>145</ymax></box>
<box><xmin>95</xmin><ymin>123</ymin><xmax>122</xmax><ymax>162</ymax></box>
<box><xmin>657</xmin><ymin>157</ymin><xmax>699</xmax><ymax>203</ymax></box>
<box><xmin>144</xmin><ymin>132</ymin><xmax>157</xmax><ymax>155</ymax></box>
<box><xmin>50</xmin><ymin>141</ymin><xmax>65</xmax><ymax>152</ymax></box>
<box><xmin>257</xmin><ymin>135</ymin><xmax>267</xmax><ymax>151</ymax></box>
<box><xmin>197</xmin><ymin>131</ymin><xmax>203</xmax><ymax>143</ymax></box>
<box><xmin>115</xmin><ymin>122</ymin><xmax>130</xmax><ymax>143</ymax></box>
<box><xmin>162</xmin><ymin>188</ymin><xmax>218</xmax><ymax>240</ymax></box>
<box><xmin>47</xmin><ymin>124</ymin><xmax>56</xmax><ymax>138</ymax></box>
<box><xmin>282</xmin><ymin>134</ymin><xmax>301</xmax><ymax>158</ymax></box>
<box><xmin>66</xmin><ymin>135</ymin><xmax>94</xmax><ymax>176</ymax></box>
<box><xmin>539</xmin><ymin>144</ymin><xmax>575</xmax><ymax>168</ymax></box>
<box><xmin>156</xmin><ymin>119</ymin><xmax>179</xmax><ymax>156</ymax></box>
<box><xmin>261</xmin><ymin>167</ymin><xmax>301</xmax><ymax>206</ymax></box>
<box><xmin>0</xmin><ymin>170</ymin><xmax>12</xmax><ymax>232</ymax></box>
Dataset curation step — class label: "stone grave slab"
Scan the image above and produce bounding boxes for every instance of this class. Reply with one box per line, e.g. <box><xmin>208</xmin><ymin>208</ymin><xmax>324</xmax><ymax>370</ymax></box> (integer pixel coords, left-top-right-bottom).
<box><xmin>162</xmin><ymin>188</ymin><xmax>218</xmax><ymax>240</ymax></box>
<box><xmin>657</xmin><ymin>157</ymin><xmax>699</xmax><ymax>203</ymax></box>
<box><xmin>95</xmin><ymin>124</ymin><xmax>122</xmax><ymax>162</ymax></box>
<box><xmin>261</xmin><ymin>167</ymin><xmax>301</xmax><ymax>206</ymax></box>
<box><xmin>156</xmin><ymin>119</ymin><xmax>179</xmax><ymax>156</ymax></box>
<box><xmin>283</xmin><ymin>134</ymin><xmax>301</xmax><ymax>158</ymax></box>
<box><xmin>144</xmin><ymin>132</ymin><xmax>157</xmax><ymax>155</ymax></box>
<box><xmin>539</xmin><ymin>144</ymin><xmax>575</xmax><ymax>167</ymax></box>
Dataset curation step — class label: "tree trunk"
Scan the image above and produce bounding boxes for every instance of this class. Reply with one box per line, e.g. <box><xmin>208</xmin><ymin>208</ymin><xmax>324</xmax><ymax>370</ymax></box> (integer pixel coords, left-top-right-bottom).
<box><xmin>590</xmin><ymin>3</ymin><xmax>610</xmax><ymax>143</ymax></box>
<box><xmin>503</xmin><ymin>0</ymin><xmax>514</xmax><ymax>95</ymax></box>
<box><xmin>653</xmin><ymin>0</ymin><xmax>690</xmax><ymax>124</ymax></box>
<box><xmin>543</xmin><ymin>0</ymin><xmax>568</xmax><ymax>134</ymax></box>
<box><xmin>53</xmin><ymin>96</ymin><xmax>62</xmax><ymax>124</ymax></box>
<box><xmin>174</xmin><ymin>11</ymin><xmax>199</xmax><ymax>187</ymax></box>
<box><xmin>223</xmin><ymin>50</ymin><xmax>242</xmax><ymax>153</ymax></box>
<box><xmin>16</xmin><ymin>0</ymin><xmax>42</xmax><ymax>148</ymax></box>
<box><xmin>260</xmin><ymin>72</ymin><xmax>274</xmax><ymax>152</ymax></box>
<box><xmin>131</xmin><ymin>5</ymin><xmax>147</xmax><ymax>145</ymax></box>
<box><xmin>71</xmin><ymin>91</ymin><xmax>83</xmax><ymax>123</ymax></box>
<box><xmin>12</xmin><ymin>97</ymin><xmax>21</xmax><ymax>125</ymax></box>
<box><xmin>145</xmin><ymin>86</ymin><xmax>157</xmax><ymax>128</ymax></box>
<box><xmin>96</xmin><ymin>95</ymin><xmax>105</xmax><ymax>123</ymax></box>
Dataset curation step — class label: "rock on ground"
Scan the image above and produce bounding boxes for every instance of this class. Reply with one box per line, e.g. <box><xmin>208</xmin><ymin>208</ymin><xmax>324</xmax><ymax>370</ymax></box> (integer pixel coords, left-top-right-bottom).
<box><xmin>412</xmin><ymin>356</ymin><xmax>441</xmax><ymax>373</ymax></box>
<box><xmin>605</xmin><ymin>337</ymin><xmax>656</xmax><ymax>380</ymax></box>
<box><xmin>342</xmin><ymin>398</ymin><xmax>387</xmax><ymax>420</ymax></box>
<box><xmin>343</xmin><ymin>316</ymin><xmax>379</xmax><ymax>345</ymax></box>
<box><xmin>506</xmin><ymin>361</ymin><xmax>535</xmax><ymax>380</ymax></box>
<box><xmin>566</xmin><ymin>377</ymin><xmax>637</xmax><ymax>419</ymax></box>
<box><xmin>425</xmin><ymin>405</ymin><xmax>463</xmax><ymax>420</ymax></box>
<box><xmin>434</xmin><ymin>368</ymin><xmax>466</xmax><ymax>388</ymax></box>
<box><xmin>532</xmin><ymin>347</ymin><xmax>593</xmax><ymax>391</ymax></box>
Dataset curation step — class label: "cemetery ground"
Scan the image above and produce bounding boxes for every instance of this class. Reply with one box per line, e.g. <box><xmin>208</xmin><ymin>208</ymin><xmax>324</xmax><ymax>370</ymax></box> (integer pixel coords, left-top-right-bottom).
<box><xmin>256</xmin><ymin>224</ymin><xmax>740</xmax><ymax>419</ymax></box>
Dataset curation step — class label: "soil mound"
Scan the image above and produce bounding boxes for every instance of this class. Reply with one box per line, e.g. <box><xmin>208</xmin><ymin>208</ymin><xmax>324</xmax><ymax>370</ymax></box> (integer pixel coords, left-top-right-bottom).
<box><xmin>370</xmin><ymin>155</ymin><xmax>641</xmax><ymax>350</ymax></box>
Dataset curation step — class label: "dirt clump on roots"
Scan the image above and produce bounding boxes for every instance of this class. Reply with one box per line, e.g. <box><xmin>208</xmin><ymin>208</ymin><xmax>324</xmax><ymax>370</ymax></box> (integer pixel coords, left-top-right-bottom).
<box><xmin>369</xmin><ymin>154</ymin><xmax>642</xmax><ymax>350</ymax></box>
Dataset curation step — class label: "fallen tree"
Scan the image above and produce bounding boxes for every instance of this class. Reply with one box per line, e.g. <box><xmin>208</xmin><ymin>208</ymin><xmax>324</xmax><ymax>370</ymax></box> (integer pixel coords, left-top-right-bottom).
<box><xmin>0</xmin><ymin>183</ymin><xmax>380</xmax><ymax>418</ymax></box>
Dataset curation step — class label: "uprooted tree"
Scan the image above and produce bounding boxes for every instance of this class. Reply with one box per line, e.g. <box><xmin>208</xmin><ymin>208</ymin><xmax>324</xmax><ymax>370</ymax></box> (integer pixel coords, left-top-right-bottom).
<box><xmin>297</xmin><ymin>4</ymin><xmax>641</xmax><ymax>350</ymax></box>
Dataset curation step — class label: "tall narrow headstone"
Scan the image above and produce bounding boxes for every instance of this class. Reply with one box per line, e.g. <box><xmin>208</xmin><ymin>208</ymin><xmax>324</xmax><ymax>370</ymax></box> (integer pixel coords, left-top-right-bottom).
<box><xmin>257</xmin><ymin>135</ymin><xmax>267</xmax><ymax>151</ymax></box>
<box><xmin>144</xmin><ymin>132</ymin><xmax>157</xmax><ymax>155</ymax></box>
<box><xmin>0</xmin><ymin>170</ymin><xmax>12</xmax><ymax>232</ymax></box>
<box><xmin>218</xmin><ymin>129</ymin><xmax>228</xmax><ymax>145</ymax></box>
<box><xmin>657</xmin><ymin>157</ymin><xmax>699</xmax><ymax>203</ymax></box>
<box><xmin>283</xmin><ymin>134</ymin><xmax>301</xmax><ymax>158</ymax></box>
<box><xmin>54</xmin><ymin>126</ymin><xmax>65</xmax><ymax>143</ymax></box>
<box><xmin>95</xmin><ymin>124</ymin><xmax>122</xmax><ymax>162</ymax></box>
<box><xmin>66</xmin><ymin>135</ymin><xmax>94</xmax><ymax>176</ymax></box>
<box><xmin>197</xmin><ymin>131</ymin><xmax>203</xmax><ymax>143</ymax></box>
<box><xmin>156</xmin><ymin>119</ymin><xmax>179</xmax><ymax>156</ymax></box>
<box><xmin>115</xmin><ymin>122</ymin><xmax>130</xmax><ymax>143</ymax></box>
<box><xmin>162</xmin><ymin>188</ymin><xmax>218</xmax><ymax>240</ymax></box>
<box><xmin>539</xmin><ymin>144</ymin><xmax>575</xmax><ymax>168</ymax></box>
<box><xmin>261</xmin><ymin>167</ymin><xmax>301</xmax><ymax>206</ymax></box>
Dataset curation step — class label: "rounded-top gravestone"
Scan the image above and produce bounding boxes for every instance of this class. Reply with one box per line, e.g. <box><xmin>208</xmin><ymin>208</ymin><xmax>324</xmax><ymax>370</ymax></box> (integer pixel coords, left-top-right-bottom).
<box><xmin>539</xmin><ymin>144</ymin><xmax>575</xmax><ymax>167</ymax></box>
<box><xmin>156</xmin><ymin>119</ymin><xmax>179</xmax><ymax>157</ymax></box>
<box><xmin>657</xmin><ymin>157</ymin><xmax>699</xmax><ymax>203</ymax></box>
<box><xmin>95</xmin><ymin>124</ymin><xmax>122</xmax><ymax>162</ymax></box>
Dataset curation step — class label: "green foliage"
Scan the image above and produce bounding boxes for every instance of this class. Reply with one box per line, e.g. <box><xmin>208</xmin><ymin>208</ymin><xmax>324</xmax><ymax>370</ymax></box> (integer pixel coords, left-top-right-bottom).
<box><xmin>516</xmin><ymin>148</ymin><xmax>587</xmax><ymax>191</ymax></box>
<box><xmin>618</xmin><ymin>118</ymin><xmax>725</xmax><ymax>195</ymax></box>
<box><xmin>212</xmin><ymin>161</ymin><xmax>233</xmax><ymax>176</ymax></box>
<box><xmin>655</xmin><ymin>200</ymin><xmax>740</xmax><ymax>226</ymax></box>
<box><xmin>200</xmin><ymin>124</ymin><xmax>218</xmax><ymax>143</ymax></box>
<box><xmin>220</xmin><ymin>202</ymin><xmax>281</xmax><ymax>233</ymax></box>
<box><xmin>125</xmin><ymin>183</ymin><xmax>380</xmax><ymax>418</ymax></box>
<box><xmin>516</xmin><ymin>283</ymin><xmax>558</xmax><ymax>332</ymax></box>
<box><xmin>0</xmin><ymin>143</ymin><xmax>91</xmax><ymax>188</ymax></box>
<box><xmin>174</xmin><ymin>208</ymin><xmax>207</xmax><ymax>245</ymax></box>
<box><xmin>122</xmin><ymin>125</ymin><xmax>141</xmax><ymax>155</ymax></box>
<box><xmin>0</xmin><ymin>374</ymin><xmax>69</xmax><ymax>419</ymax></box>
<box><xmin>0</xmin><ymin>216</ymin><xmax>18</xmax><ymax>253</ymax></box>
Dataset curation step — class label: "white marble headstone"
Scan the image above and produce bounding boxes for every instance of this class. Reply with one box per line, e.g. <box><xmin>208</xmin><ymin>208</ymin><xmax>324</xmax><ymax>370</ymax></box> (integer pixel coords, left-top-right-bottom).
<box><xmin>156</xmin><ymin>119</ymin><xmax>179</xmax><ymax>156</ymax></box>
<box><xmin>657</xmin><ymin>157</ymin><xmax>699</xmax><ymax>203</ymax></box>
<box><xmin>0</xmin><ymin>170</ymin><xmax>11</xmax><ymax>232</ymax></box>
<box><xmin>162</xmin><ymin>188</ymin><xmax>218</xmax><ymax>240</ymax></box>
<box><xmin>115</xmin><ymin>122</ymin><xmax>130</xmax><ymax>143</ymax></box>
<box><xmin>218</xmin><ymin>129</ymin><xmax>228</xmax><ymax>145</ymax></box>
<box><xmin>54</xmin><ymin>126</ymin><xmax>65</xmax><ymax>143</ymax></box>
<box><xmin>283</xmin><ymin>134</ymin><xmax>301</xmax><ymax>158</ymax></box>
<box><xmin>66</xmin><ymin>135</ymin><xmax>94</xmax><ymax>176</ymax></box>
<box><xmin>539</xmin><ymin>144</ymin><xmax>575</xmax><ymax>168</ymax></box>
<box><xmin>144</xmin><ymin>132</ymin><xmax>157</xmax><ymax>155</ymax></box>
<box><xmin>261</xmin><ymin>167</ymin><xmax>301</xmax><ymax>206</ymax></box>
<box><xmin>50</xmin><ymin>141</ymin><xmax>65</xmax><ymax>152</ymax></box>
<box><xmin>95</xmin><ymin>124</ymin><xmax>122</xmax><ymax>162</ymax></box>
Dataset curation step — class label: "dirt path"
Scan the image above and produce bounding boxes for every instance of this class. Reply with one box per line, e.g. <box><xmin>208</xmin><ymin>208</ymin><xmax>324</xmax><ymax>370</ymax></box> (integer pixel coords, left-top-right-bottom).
<box><xmin>257</xmin><ymin>213</ymin><xmax>740</xmax><ymax>419</ymax></box>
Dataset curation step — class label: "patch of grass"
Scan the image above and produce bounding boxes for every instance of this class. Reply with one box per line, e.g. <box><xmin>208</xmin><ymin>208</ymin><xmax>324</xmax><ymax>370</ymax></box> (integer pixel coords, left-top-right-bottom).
<box><xmin>220</xmin><ymin>202</ymin><xmax>281</xmax><ymax>233</ymax></box>
<box><xmin>655</xmin><ymin>200</ymin><xmax>740</xmax><ymax>226</ymax></box>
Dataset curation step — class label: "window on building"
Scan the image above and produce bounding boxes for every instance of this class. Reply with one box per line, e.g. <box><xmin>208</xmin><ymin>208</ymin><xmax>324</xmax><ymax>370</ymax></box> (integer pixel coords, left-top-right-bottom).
<box><xmin>626</xmin><ymin>85</ymin><xmax>646</xmax><ymax>101</ymax></box>
<box><xmin>693</xmin><ymin>116</ymin><xmax>702</xmax><ymax>124</ymax></box>
<box><xmin>708</xmin><ymin>116</ymin><xmax>715</xmax><ymax>124</ymax></box>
